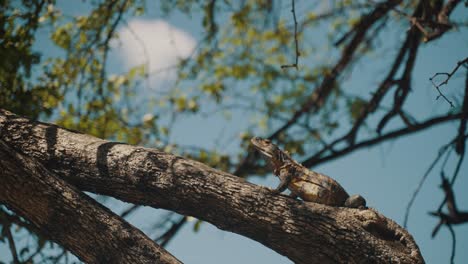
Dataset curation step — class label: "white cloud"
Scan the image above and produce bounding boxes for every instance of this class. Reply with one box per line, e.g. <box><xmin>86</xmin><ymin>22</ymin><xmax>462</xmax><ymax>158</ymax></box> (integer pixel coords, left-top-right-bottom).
<box><xmin>115</xmin><ymin>19</ymin><xmax>196</xmax><ymax>82</ymax></box>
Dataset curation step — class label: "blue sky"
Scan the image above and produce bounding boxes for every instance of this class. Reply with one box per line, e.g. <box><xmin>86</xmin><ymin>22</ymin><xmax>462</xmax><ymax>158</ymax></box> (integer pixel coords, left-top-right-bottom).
<box><xmin>1</xmin><ymin>1</ymin><xmax>467</xmax><ymax>263</ymax></box>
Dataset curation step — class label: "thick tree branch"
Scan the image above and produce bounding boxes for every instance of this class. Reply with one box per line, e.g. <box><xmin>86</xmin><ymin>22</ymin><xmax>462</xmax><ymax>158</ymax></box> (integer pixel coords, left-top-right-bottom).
<box><xmin>0</xmin><ymin>140</ymin><xmax>181</xmax><ymax>264</ymax></box>
<box><xmin>0</xmin><ymin>109</ymin><xmax>423</xmax><ymax>264</ymax></box>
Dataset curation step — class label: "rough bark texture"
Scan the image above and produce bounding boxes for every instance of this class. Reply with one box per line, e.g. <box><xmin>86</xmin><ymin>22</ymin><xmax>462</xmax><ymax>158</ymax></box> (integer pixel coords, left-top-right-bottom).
<box><xmin>0</xmin><ymin>140</ymin><xmax>181</xmax><ymax>264</ymax></box>
<box><xmin>0</xmin><ymin>109</ymin><xmax>424</xmax><ymax>264</ymax></box>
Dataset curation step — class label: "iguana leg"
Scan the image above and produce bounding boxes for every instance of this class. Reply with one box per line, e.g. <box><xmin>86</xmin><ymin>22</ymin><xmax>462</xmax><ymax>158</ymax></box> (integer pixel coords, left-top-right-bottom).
<box><xmin>272</xmin><ymin>168</ymin><xmax>293</xmax><ymax>194</ymax></box>
<box><xmin>288</xmin><ymin>192</ymin><xmax>298</xmax><ymax>199</ymax></box>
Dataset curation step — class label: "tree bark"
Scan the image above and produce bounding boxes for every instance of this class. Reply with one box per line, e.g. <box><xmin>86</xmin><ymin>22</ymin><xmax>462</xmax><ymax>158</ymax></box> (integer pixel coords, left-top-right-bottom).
<box><xmin>0</xmin><ymin>140</ymin><xmax>181</xmax><ymax>264</ymax></box>
<box><xmin>0</xmin><ymin>109</ymin><xmax>424</xmax><ymax>264</ymax></box>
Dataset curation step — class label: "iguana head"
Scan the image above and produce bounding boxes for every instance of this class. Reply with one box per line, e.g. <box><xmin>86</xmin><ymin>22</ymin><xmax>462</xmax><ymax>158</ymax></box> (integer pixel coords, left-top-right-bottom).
<box><xmin>250</xmin><ymin>137</ymin><xmax>289</xmax><ymax>167</ymax></box>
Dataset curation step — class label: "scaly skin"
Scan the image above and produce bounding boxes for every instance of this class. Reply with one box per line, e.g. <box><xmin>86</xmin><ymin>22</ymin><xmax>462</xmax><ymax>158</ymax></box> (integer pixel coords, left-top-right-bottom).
<box><xmin>251</xmin><ymin>137</ymin><xmax>365</xmax><ymax>208</ymax></box>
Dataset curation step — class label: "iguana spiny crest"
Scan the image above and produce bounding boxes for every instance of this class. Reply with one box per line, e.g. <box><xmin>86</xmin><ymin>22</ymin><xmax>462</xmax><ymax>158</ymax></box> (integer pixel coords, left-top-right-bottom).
<box><xmin>251</xmin><ymin>137</ymin><xmax>366</xmax><ymax>208</ymax></box>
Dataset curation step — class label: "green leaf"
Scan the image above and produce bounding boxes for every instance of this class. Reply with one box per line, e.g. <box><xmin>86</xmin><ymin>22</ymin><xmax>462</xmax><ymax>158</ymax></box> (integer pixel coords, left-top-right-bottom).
<box><xmin>193</xmin><ymin>219</ymin><xmax>203</xmax><ymax>232</ymax></box>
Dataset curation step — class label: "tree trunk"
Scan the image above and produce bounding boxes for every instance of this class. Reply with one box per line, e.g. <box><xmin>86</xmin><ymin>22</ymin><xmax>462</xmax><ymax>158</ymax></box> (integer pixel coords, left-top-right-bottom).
<box><xmin>0</xmin><ymin>109</ymin><xmax>424</xmax><ymax>263</ymax></box>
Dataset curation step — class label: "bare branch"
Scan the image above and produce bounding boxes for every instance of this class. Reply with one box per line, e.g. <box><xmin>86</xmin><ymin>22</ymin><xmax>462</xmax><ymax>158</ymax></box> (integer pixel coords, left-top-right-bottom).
<box><xmin>429</xmin><ymin>57</ymin><xmax>468</xmax><ymax>107</ymax></box>
<box><xmin>281</xmin><ymin>0</ymin><xmax>300</xmax><ymax>70</ymax></box>
<box><xmin>303</xmin><ymin>112</ymin><xmax>463</xmax><ymax>167</ymax></box>
<box><xmin>376</xmin><ymin>25</ymin><xmax>421</xmax><ymax>134</ymax></box>
<box><xmin>232</xmin><ymin>1</ymin><xmax>404</xmax><ymax>177</ymax></box>
<box><xmin>155</xmin><ymin>216</ymin><xmax>188</xmax><ymax>248</ymax></box>
<box><xmin>448</xmin><ymin>224</ymin><xmax>456</xmax><ymax>264</ymax></box>
<box><xmin>405</xmin><ymin>63</ymin><xmax>468</xmax><ymax>229</ymax></box>
<box><xmin>429</xmin><ymin>176</ymin><xmax>468</xmax><ymax>264</ymax></box>
<box><xmin>435</xmin><ymin>142</ymin><xmax>466</xmax><ymax>215</ymax></box>
<box><xmin>404</xmin><ymin>142</ymin><xmax>452</xmax><ymax>228</ymax></box>
<box><xmin>347</xmin><ymin>1</ymin><xmax>425</xmax><ymax>143</ymax></box>
<box><xmin>270</xmin><ymin>0</ymin><xmax>402</xmax><ymax>140</ymax></box>
<box><xmin>120</xmin><ymin>204</ymin><xmax>140</xmax><ymax>218</ymax></box>
<box><xmin>0</xmin><ymin>209</ymin><xmax>43</xmax><ymax>239</ymax></box>
<box><xmin>456</xmin><ymin>65</ymin><xmax>468</xmax><ymax>154</ymax></box>
<box><xmin>430</xmin><ymin>176</ymin><xmax>468</xmax><ymax>237</ymax></box>
<box><xmin>5</xmin><ymin>224</ymin><xmax>20</xmax><ymax>264</ymax></box>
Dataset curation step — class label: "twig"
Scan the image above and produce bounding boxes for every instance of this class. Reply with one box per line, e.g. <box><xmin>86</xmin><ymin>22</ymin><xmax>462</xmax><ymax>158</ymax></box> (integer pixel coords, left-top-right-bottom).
<box><xmin>403</xmin><ymin>143</ymin><xmax>451</xmax><ymax>228</ymax></box>
<box><xmin>448</xmin><ymin>224</ymin><xmax>456</xmax><ymax>264</ymax></box>
<box><xmin>0</xmin><ymin>209</ymin><xmax>41</xmax><ymax>236</ymax></box>
<box><xmin>334</xmin><ymin>28</ymin><xmax>354</xmax><ymax>47</ymax></box>
<box><xmin>436</xmin><ymin>149</ymin><xmax>465</xmax><ymax>212</ymax></box>
<box><xmin>97</xmin><ymin>0</ymin><xmax>128</xmax><ymax>97</ymax></box>
<box><xmin>429</xmin><ymin>176</ymin><xmax>468</xmax><ymax>263</ymax></box>
<box><xmin>429</xmin><ymin>57</ymin><xmax>468</xmax><ymax>107</ymax></box>
<box><xmin>120</xmin><ymin>204</ymin><xmax>140</xmax><ymax>218</ymax></box>
<box><xmin>5</xmin><ymin>224</ymin><xmax>20</xmax><ymax>264</ymax></box>
<box><xmin>405</xmin><ymin>130</ymin><xmax>467</xmax><ymax>228</ymax></box>
<box><xmin>122</xmin><ymin>18</ymin><xmax>151</xmax><ymax>89</ymax></box>
<box><xmin>281</xmin><ymin>0</ymin><xmax>300</xmax><ymax>70</ymax></box>
<box><xmin>431</xmin><ymin>176</ymin><xmax>468</xmax><ymax>232</ymax></box>
<box><xmin>25</xmin><ymin>243</ymin><xmax>47</xmax><ymax>264</ymax></box>
<box><xmin>49</xmin><ymin>249</ymin><xmax>67</xmax><ymax>264</ymax></box>
<box><xmin>155</xmin><ymin>216</ymin><xmax>188</xmax><ymax>248</ymax></box>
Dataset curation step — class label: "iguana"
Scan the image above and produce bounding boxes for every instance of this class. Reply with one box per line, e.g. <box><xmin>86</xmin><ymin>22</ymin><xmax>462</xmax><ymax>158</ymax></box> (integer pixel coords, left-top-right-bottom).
<box><xmin>251</xmin><ymin>137</ymin><xmax>366</xmax><ymax>208</ymax></box>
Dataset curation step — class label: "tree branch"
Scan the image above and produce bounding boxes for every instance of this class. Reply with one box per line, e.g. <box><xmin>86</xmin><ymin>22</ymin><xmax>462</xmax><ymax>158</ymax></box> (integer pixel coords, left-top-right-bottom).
<box><xmin>376</xmin><ymin>23</ymin><xmax>421</xmax><ymax>134</ymax></box>
<box><xmin>234</xmin><ymin>0</ymin><xmax>403</xmax><ymax>176</ymax></box>
<box><xmin>431</xmin><ymin>167</ymin><xmax>468</xmax><ymax>225</ymax></box>
<box><xmin>404</xmin><ymin>141</ymin><xmax>452</xmax><ymax>228</ymax></box>
<box><xmin>281</xmin><ymin>0</ymin><xmax>300</xmax><ymax>69</ymax></box>
<box><xmin>347</xmin><ymin>1</ymin><xmax>425</xmax><ymax>143</ymax></box>
<box><xmin>424</xmin><ymin>0</ymin><xmax>462</xmax><ymax>42</ymax></box>
<box><xmin>430</xmin><ymin>57</ymin><xmax>468</xmax><ymax>107</ymax></box>
<box><xmin>0</xmin><ymin>109</ymin><xmax>424</xmax><ymax>264</ymax></box>
<box><xmin>269</xmin><ymin>0</ymin><xmax>402</xmax><ymax>140</ymax></box>
<box><xmin>0</xmin><ymin>140</ymin><xmax>181</xmax><ymax>264</ymax></box>
<box><xmin>120</xmin><ymin>204</ymin><xmax>140</xmax><ymax>218</ymax></box>
<box><xmin>303</xmin><ymin>112</ymin><xmax>463</xmax><ymax>167</ymax></box>
<box><xmin>155</xmin><ymin>216</ymin><xmax>188</xmax><ymax>248</ymax></box>
<box><xmin>429</xmin><ymin>176</ymin><xmax>468</xmax><ymax>255</ymax></box>
<box><xmin>4</xmin><ymin>223</ymin><xmax>20</xmax><ymax>264</ymax></box>
<box><xmin>455</xmin><ymin>63</ymin><xmax>468</xmax><ymax>154</ymax></box>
